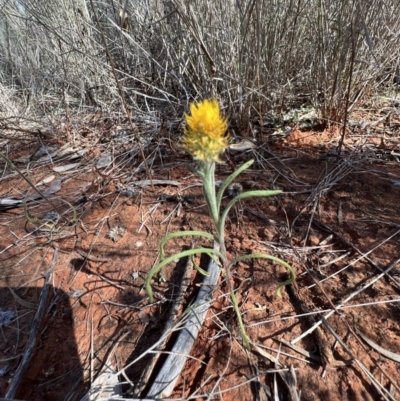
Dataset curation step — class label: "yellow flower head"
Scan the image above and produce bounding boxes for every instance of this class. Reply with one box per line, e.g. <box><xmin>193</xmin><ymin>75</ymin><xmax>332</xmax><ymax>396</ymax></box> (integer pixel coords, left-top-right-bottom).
<box><xmin>183</xmin><ymin>99</ymin><xmax>229</xmax><ymax>162</ymax></box>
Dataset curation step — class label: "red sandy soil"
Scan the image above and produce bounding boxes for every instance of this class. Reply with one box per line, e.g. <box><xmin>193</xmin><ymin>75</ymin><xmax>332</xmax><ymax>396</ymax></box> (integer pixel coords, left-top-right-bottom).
<box><xmin>0</xmin><ymin>110</ymin><xmax>400</xmax><ymax>401</ymax></box>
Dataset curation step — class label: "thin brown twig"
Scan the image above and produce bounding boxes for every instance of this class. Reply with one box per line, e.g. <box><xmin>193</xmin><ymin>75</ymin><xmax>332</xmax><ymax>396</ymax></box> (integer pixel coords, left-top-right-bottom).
<box><xmin>88</xmin><ymin>0</ymin><xmax>154</xmax><ymax>188</ymax></box>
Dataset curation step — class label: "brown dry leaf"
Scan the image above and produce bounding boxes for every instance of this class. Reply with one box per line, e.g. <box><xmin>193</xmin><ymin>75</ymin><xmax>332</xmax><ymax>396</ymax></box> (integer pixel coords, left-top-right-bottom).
<box><xmin>7</xmin><ymin>287</ymin><xmax>37</xmax><ymax>310</ymax></box>
<box><xmin>229</xmin><ymin>139</ymin><xmax>257</xmax><ymax>151</ymax></box>
<box><xmin>355</xmin><ymin>328</ymin><xmax>400</xmax><ymax>363</ymax></box>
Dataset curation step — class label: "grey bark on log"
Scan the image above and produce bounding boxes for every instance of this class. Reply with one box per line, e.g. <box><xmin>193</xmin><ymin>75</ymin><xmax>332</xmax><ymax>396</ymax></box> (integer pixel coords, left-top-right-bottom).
<box><xmin>146</xmin><ymin>246</ymin><xmax>220</xmax><ymax>398</ymax></box>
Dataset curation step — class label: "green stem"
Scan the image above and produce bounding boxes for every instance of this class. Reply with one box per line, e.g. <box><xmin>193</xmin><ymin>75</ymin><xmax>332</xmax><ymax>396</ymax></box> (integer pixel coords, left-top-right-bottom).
<box><xmin>200</xmin><ymin>161</ymin><xmax>220</xmax><ymax>233</ymax></box>
<box><xmin>193</xmin><ymin>158</ymin><xmax>289</xmax><ymax>349</ymax></box>
<box><xmin>198</xmin><ymin>159</ymin><xmax>253</xmax><ymax>349</ymax></box>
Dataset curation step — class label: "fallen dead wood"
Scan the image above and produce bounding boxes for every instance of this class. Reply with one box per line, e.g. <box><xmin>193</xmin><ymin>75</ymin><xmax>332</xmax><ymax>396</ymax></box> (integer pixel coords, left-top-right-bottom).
<box><xmin>132</xmin><ymin>245</ymin><xmax>194</xmax><ymax>396</ymax></box>
<box><xmin>145</xmin><ymin>244</ymin><xmax>220</xmax><ymax>399</ymax></box>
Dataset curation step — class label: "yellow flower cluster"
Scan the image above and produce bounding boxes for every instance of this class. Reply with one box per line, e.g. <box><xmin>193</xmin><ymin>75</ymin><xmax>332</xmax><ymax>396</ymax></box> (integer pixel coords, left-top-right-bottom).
<box><xmin>183</xmin><ymin>99</ymin><xmax>229</xmax><ymax>162</ymax></box>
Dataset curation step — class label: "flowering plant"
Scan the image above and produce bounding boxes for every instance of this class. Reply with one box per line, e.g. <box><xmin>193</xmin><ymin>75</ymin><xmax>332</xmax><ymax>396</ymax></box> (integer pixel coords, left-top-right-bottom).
<box><xmin>146</xmin><ymin>99</ymin><xmax>295</xmax><ymax>349</ymax></box>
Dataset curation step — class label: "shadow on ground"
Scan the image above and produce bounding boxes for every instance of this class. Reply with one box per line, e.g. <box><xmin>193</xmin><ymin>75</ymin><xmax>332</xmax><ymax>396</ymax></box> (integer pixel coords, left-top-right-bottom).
<box><xmin>0</xmin><ymin>285</ymin><xmax>86</xmax><ymax>401</ymax></box>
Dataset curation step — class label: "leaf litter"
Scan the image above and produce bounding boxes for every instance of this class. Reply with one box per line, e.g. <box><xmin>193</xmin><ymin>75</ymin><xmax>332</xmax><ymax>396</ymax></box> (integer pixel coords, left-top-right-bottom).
<box><xmin>0</xmin><ymin>111</ymin><xmax>399</xmax><ymax>400</ymax></box>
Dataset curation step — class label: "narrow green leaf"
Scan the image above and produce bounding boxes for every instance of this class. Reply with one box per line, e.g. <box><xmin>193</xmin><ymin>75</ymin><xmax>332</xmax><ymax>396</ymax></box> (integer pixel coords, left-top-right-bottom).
<box><xmin>160</xmin><ymin>231</ymin><xmax>215</xmax><ymax>260</ymax></box>
<box><xmin>229</xmin><ymin>288</ymin><xmax>250</xmax><ymax>349</ymax></box>
<box><xmin>216</xmin><ymin>159</ymin><xmax>254</xmax><ymax>211</ymax></box>
<box><xmin>219</xmin><ymin>190</ymin><xmax>282</xmax><ymax>234</ymax></box>
<box><xmin>229</xmin><ymin>253</ymin><xmax>296</xmax><ymax>297</ymax></box>
<box><xmin>185</xmin><ymin>163</ymin><xmax>199</xmax><ymax>175</ymax></box>
<box><xmin>191</xmin><ymin>256</ymin><xmax>210</xmax><ymax>277</ymax></box>
<box><xmin>146</xmin><ymin>247</ymin><xmax>223</xmax><ymax>302</ymax></box>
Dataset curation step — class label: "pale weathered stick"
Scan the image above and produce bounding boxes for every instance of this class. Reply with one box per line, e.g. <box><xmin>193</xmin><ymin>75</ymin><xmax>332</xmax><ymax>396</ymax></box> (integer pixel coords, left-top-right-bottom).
<box><xmin>5</xmin><ymin>248</ymin><xmax>58</xmax><ymax>399</ymax></box>
<box><xmin>146</xmin><ymin>244</ymin><xmax>220</xmax><ymax>398</ymax></box>
<box><xmin>132</xmin><ymin>246</ymin><xmax>194</xmax><ymax>396</ymax></box>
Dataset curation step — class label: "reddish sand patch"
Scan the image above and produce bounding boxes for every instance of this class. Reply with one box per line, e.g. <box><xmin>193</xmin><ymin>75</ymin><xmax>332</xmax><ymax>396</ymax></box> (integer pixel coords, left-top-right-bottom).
<box><xmin>1</xmin><ymin>114</ymin><xmax>400</xmax><ymax>400</ymax></box>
